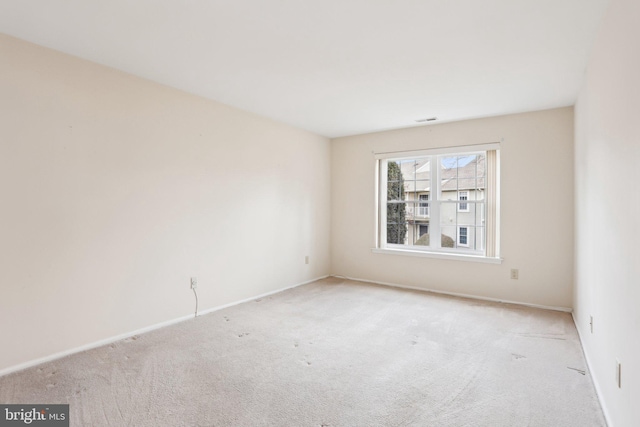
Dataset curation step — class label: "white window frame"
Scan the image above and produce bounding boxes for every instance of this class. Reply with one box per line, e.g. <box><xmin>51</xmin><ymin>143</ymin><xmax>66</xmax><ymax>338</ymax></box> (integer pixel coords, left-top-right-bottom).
<box><xmin>373</xmin><ymin>143</ymin><xmax>501</xmax><ymax>263</ymax></box>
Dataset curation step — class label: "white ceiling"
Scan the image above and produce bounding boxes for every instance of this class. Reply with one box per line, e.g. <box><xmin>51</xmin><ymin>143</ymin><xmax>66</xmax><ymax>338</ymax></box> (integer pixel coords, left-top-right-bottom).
<box><xmin>0</xmin><ymin>0</ymin><xmax>609</xmax><ymax>138</ymax></box>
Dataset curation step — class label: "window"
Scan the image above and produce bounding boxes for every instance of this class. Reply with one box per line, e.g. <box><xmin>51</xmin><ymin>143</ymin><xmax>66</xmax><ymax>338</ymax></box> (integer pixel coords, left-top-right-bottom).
<box><xmin>458</xmin><ymin>226</ymin><xmax>468</xmax><ymax>246</ymax></box>
<box><xmin>375</xmin><ymin>143</ymin><xmax>500</xmax><ymax>259</ymax></box>
<box><xmin>418</xmin><ymin>194</ymin><xmax>429</xmax><ymax>216</ymax></box>
<box><xmin>458</xmin><ymin>191</ymin><xmax>469</xmax><ymax>212</ymax></box>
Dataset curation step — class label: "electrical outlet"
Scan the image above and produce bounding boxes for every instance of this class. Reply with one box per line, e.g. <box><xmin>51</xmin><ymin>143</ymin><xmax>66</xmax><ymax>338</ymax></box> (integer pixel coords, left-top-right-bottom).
<box><xmin>616</xmin><ymin>359</ymin><xmax>621</xmax><ymax>388</ymax></box>
<box><xmin>305</xmin><ymin>256</ymin><xmax>310</xmax><ymax>265</ymax></box>
<box><xmin>590</xmin><ymin>316</ymin><xmax>594</xmax><ymax>334</ymax></box>
<box><xmin>510</xmin><ymin>269</ymin><xmax>519</xmax><ymax>280</ymax></box>
<box><xmin>190</xmin><ymin>277</ymin><xmax>198</xmax><ymax>289</ymax></box>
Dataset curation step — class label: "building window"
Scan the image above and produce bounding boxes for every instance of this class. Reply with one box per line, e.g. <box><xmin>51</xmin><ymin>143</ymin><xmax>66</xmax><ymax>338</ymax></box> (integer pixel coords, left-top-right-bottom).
<box><xmin>458</xmin><ymin>226</ymin><xmax>468</xmax><ymax>246</ymax></box>
<box><xmin>418</xmin><ymin>194</ymin><xmax>429</xmax><ymax>216</ymax></box>
<box><xmin>376</xmin><ymin>144</ymin><xmax>500</xmax><ymax>258</ymax></box>
<box><xmin>458</xmin><ymin>191</ymin><xmax>469</xmax><ymax>212</ymax></box>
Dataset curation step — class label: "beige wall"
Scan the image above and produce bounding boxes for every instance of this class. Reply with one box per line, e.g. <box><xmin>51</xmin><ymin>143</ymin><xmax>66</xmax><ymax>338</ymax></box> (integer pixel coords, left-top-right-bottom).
<box><xmin>331</xmin><ymin>107</ymin><xmax>574</xmax><ymax>308</ymax></box>
<box><xmin>0</xmin><ymin>34</ymin><xmax>331</xmax><ymax>372</ymax></box>
<box><xmin>574</xmin><ymin>0</ymin><xmax>640</xmax><ymax>424</ymax></box>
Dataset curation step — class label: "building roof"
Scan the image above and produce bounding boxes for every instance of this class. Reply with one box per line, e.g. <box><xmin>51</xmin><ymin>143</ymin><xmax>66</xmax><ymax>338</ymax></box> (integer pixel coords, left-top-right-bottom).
<box><xmin>395</xmin><ymin>155</ymin><xmax>486</xmax><ymax>193</ymax></box>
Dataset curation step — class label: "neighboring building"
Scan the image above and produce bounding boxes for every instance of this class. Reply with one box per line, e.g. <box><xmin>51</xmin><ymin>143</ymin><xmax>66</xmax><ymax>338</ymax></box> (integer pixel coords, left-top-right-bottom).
<box><xmin>398</xmin><ymin>154</ymin><xmax>486</xmax><ymax>250</ymax></box>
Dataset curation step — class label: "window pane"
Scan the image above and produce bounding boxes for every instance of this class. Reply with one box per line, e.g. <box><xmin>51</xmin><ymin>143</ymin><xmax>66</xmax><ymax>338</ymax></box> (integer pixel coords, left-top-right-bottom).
<box><xmin>461</xmin><ymin>154</ymin><xmax>486</xmax><ymax>191</ymax></box>
<box><xmin>387</xmin><ymin>202</ymin><xmax>408</xmax><ymax>244</ymax></box>
<box><xmin>414</xmin><ymin>158</ymin><xmax>430</xmax><ymax>181</ymax></box>
<box><xmin>440</xmin><ymin>153</ymin><xmax>486</xmax><ymax>196</ymax></box>
<box><xmin>387</xmin><ymin>161</ymin><xmax>404</xmax><ymax>201</ymax></box>
<box><xmin>440</xmin><ymin>225</ymin><xmax>456</xmax><ymax>248</ymax></box>
<box><xmin>417</xmin><ymin>194</ymin><xmax>430</xmax><ymax>217</ymax></box>
<box><xmin>440</xmin><ymin>155</ymin><xmax>460</xmax><ymax>197</ymax></box>
<box><xmin>439</xmin><ymin>201</ymin><xmax>485</xmax><ymax>251</ymax></box>
<box><xmin>398</xmin><ymin>159</ymin><xmax>429</xmax><ymax>208</ymax></box>
<box><xmin>405</xmin><ymin>201</ymin><xmax>416</xmax><ymax>222</ymax></box>
<box><xmin>415</xmin><ymin>179</ymin><xmax>430</xmax><ymax>193</ymax></box>
<box><xmin>388</xmin><ymin>158</ymin><xmax>430</xmax><ymax>247</ymax></box>
<box><xmin>459</xmin><ymin>227</ymin><xmax>468</xmax><ymax>245</ymax></box>
<box><xmin>387</xmin><ymin>182</ymin><xmax>402</xmax><ymax>201</ymax></box>
<box><xmin>474</xmin><ymin>226</ymin><xmax>486</xmax><ymax>251</ymax></box>
<box><xmin>458</xmin><ymin>178</ymin><xmax>475</xmax><ymax>192</ymax></box>
<box><xmin>403</xmin><ymin>179</ymin><xmax>416</xmax><ymax>195</ymax></box>
<box><xmin>382</xmin><ymin>149</ymin><xmax>494</xmax><ymax>256</ymax></box>
<box><xmin>413</xmin><ymin>223</ymin><xmax>430</xmax><ymax>246</ymax></box>
<box><xmin>458</xmin><ymin>191</ymin><xmax>469</xmax><ymax>211</ymax></box>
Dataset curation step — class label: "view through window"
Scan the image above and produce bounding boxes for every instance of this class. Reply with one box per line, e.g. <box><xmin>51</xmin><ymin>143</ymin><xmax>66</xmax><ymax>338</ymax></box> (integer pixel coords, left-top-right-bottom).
<box><xmin>379</xmin><ymin>145</ymin><xmax>499</xmax><ymax>258</ymax></box>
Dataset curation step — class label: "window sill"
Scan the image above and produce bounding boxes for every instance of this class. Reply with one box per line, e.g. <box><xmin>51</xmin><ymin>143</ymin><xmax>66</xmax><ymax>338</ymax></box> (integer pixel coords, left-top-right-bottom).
<box><xmin>371</xmin><ymin>248</ymin><xmax>503</xmax><ymax>264</ymax></box>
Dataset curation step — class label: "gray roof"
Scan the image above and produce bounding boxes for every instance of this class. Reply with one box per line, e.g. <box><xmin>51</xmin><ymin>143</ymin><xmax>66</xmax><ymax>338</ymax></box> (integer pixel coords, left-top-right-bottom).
<box><xmin>395</xmin><ymin>155</ymin><xmax>485</xmax><ymax>193</ymax></box>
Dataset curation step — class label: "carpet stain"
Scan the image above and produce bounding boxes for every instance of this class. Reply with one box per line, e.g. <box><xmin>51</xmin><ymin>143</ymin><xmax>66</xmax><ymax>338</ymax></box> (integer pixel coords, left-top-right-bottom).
<box><xmin>511</xmin><ymin>353</ymin><xmax>526</xmax><ymax>360</ymax></box>
<box><xmin>224</xmin><ymin>316</ymin><xmax>230</xmax><ymax>322</ymax></box>
<box><xmin>124</xmin><ymin>335</ymin><xmax>139</xmax><ymax>342</ymax></box>
<box><xmin>567</xmin><ymin>367</ymin><xmax>586</xmax><ymax>375</ymax></box>
<box><xmin>237</xmin><ymin>333</ymin><xmax>250</xmax><ymax>338</ymax></box>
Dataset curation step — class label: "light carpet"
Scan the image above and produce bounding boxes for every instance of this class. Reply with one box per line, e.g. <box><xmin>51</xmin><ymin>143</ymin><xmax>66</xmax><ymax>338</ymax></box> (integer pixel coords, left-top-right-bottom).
<box><xmin>0</xmin><ymin>277</ymin><xmax>606</xmax><ymax>426</ymax></box>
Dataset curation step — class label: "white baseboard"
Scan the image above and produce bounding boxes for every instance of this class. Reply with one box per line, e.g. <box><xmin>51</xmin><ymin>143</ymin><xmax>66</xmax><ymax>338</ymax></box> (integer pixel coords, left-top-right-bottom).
<box><xmin>332</xmin><ymin>275</ymin><xmax>573</xmax><ymax>313</ymax></box>
<box><xmin>196</xmin><ymin>275</ymin><xmax>329</xmax><ymax>317</ymax></box>
<box><xmin>0</xmin><ymin>313</ymin><xmax>193</xmax><ymax>378</ymax></box>
<box><xmin>572</xmin><ymin>313</ymin><xmax>612</xmax><ymax>427</ymax></box>
<box><xmin>0</xmin><ymin>275</ymin><xmax>328</xmax><ymax>378</ymax></box>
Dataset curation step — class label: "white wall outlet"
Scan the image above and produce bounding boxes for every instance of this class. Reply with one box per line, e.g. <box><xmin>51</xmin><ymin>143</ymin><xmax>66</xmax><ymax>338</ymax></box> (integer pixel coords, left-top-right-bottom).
<box><xmin>305</xmin><ymin>255</ymin><xmax>310</xmax><ymax>265</ymax></box>
<box><xmin>616</xmin><ymin>359</ymin><xmax>621</xmax><ymax>388</ymax></box>
<box><xmin>510</xmin><ymin>269</ymin><xmax>519</xmax><ymax>280</ymax></box>
<box><xmin>589</xmin><ymin>316</ymin><xmax>594</xmax><ymax>334</ymax></box>
<box><xmin>190</xmin><ymin>277</ymin><xmax>198</xmax><ymax>289</ymax></box>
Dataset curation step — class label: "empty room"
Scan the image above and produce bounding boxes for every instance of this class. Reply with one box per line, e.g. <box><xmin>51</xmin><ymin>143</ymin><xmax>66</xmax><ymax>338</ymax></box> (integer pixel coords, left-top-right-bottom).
<box><xmin>1</xmin><ymin>0</ymin><xmax>638</xmax><ymax>426</ymax></box>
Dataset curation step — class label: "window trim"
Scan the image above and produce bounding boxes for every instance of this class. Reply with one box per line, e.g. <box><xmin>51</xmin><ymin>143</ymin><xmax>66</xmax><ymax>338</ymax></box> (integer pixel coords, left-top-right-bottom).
<box><xmin>374</xmin><ymin>143</ymin><xmax>501</xmax><ymax>262</ymax></box>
